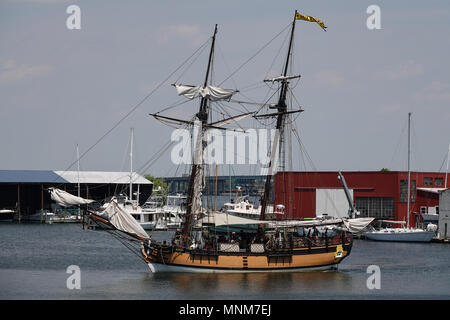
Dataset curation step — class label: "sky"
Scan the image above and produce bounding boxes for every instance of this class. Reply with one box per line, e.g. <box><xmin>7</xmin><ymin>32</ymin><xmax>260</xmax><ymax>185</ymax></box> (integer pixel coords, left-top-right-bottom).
<box><xmin>1</xmin><ymin>0</ymin><xmax>449</xmax><ymax>178</ymax></box>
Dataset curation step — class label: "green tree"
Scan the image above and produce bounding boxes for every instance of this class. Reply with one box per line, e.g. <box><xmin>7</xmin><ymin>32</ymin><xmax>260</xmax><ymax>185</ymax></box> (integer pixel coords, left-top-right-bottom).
<box><xmin>144</xmin><ymin>174</ymin><xmax>169</xmax><ymax>202</ymax></box>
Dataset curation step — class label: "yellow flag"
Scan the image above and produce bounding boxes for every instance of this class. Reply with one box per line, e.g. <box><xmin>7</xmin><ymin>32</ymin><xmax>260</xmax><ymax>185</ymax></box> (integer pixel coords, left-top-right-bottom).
<box><xmin>295</xmin><ymin>12</ymin><xmax>327</xmax><ymax>31</ymax></box>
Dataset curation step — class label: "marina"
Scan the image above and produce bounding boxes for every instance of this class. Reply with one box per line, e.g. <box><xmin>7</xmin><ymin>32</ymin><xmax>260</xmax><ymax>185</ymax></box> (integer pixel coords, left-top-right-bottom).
<box><xmin>1</xmin><ymin>1</ymin><xmax>450</xmax><ymax>305</ymax></box>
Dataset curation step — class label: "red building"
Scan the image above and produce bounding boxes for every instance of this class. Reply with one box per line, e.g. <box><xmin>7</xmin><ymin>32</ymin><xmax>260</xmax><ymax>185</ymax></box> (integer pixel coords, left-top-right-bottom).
<box><xmin>274</xmin><ymin>171</ymin><xmax>447</xmax><ymax>226</ymax></box>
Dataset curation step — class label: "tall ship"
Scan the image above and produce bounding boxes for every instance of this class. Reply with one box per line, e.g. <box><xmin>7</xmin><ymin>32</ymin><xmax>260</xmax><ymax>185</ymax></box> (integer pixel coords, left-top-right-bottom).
<box><xmin>82</xmin><ymin>10</ymin><xmax>374</xmax><ymax>272</ymax></box>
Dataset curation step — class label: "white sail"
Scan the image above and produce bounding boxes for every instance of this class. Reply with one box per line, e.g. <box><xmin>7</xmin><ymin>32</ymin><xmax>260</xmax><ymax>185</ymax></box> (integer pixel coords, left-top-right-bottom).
<box><xmin>97</xmin><ymin>199</ymin><xmax>149</xmax><ymax>240</ymax></box>
<box><xmin>342</xmin><ymin>217</ymin><xmax>374</xmax><ymax>233</ymax></box>
<box><xmin>209</xmin><ymin>112</ymin><xmax>254</xmax><ymax>128</ymax></box>
<box><xmin>173</xmin><ymin>84</ymin><xmax>237</xmax><ymax>101</ymax></box>
<box><xmin>49</xmin><ymin>187</ymin><xmax>95</xmax><ymax>207</ymax></box>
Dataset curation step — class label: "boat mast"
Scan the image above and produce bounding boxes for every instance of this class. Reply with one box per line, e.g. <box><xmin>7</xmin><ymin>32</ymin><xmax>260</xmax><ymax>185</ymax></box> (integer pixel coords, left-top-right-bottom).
<box><xmin>182</xmin><ymin>24</ymin><xmax>218</xmax><ymax>239</ymax></box>
<box><xmin>130</xmin><ymin>127</ymin><xmax>134</xmax><ymax>202</ymax></box>
<box><xmin>445</xmin><ymin>143</ymin><xmax>450</xmax><ymax>188</ymax></box>
<box><xmin>77</xmin><ymin>144</ymin><xmax>80</xmax><ymax>199</ymax></box>
<box><xmin>260</xmin><ymin>11</ymin><xmax>297</xmax><ymax>220</ymax></box>
<box><xmin>407</xmin><ymin>112</ymin><xmax>411</xmax><ymax>228</ymax></box>
<box><xmin>77</xmin><ymin>144</ymin><xmax>81</xmax><ymax>220</ymax></box>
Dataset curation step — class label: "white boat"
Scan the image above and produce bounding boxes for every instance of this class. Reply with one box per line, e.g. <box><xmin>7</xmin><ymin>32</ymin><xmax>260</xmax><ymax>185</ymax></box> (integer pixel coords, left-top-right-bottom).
<box><xmin>363</xmin><ymin>113</ymin><xmax>436</xmax><ymax>242</ymax></box>
<box><xmin>117</xmin><ymin>128</ymin><xmax>157</xmax><ymax>230</ymax></box>
<box><xmin>161</xmin><ymin>194</ymin><xmax>186</xmax><ymax>229</ymax></box>
<box><xmin>223</xmin><ymin>187</ymin><xmax>275</xmax><ymax>220</ymax></box>
<box><xmin>21</xmin><ymin>210</ymin><xmax>56</xmax><ymax>224</ymax></box>
<box><xmin>141</xmin><ymin>192</ymin><xmax>185</xmax><ymax>230</ymax></box>
<box><xmin>117</xmin><ymin>194</ymin><xmax>157</xmax><ymax>230</ymax></box>
<box><xmin>364</xmin><ymin>227</ymin><xmax>435</xmax><ymax>242</ymax></box>
<box><xmin>51</xmin><ymin>209</ymin><xmax>82</xmax><ymax>223</ymax></box>
<box><xmin>0</xmin><ymin>209</ymin><xmax>15</xmax><ymax>222</ymax></box>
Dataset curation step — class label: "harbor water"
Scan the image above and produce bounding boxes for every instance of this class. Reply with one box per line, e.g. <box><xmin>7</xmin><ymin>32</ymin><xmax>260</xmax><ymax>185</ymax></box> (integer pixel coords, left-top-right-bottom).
<box><xmin>0</xmin><ymin>223</ymin><xmax>449</xmax><ymax>300</ymax></box>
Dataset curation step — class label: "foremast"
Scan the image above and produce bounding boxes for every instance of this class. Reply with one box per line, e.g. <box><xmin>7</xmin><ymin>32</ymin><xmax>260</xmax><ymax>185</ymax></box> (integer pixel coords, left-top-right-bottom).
<box><xmin>182</xmin><ymin>25</ymin><xmax>218</xmax><ymax>243</ymax></box>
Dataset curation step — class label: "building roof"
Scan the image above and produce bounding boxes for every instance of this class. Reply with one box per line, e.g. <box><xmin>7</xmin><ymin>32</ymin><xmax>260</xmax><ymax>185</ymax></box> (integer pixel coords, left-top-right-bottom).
<box><xmin>417</xmin><ymin>187</ymin><xmax>447</xmax><ymax>194</ymax></box>
<box><xmin>0</xmin><ymin>170</ymin><xmax>152</xmax><ymax>184</ymax></box>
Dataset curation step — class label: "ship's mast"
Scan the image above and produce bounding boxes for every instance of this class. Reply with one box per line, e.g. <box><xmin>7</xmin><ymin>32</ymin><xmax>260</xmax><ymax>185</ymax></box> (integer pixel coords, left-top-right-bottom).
<box><xmin>129</xmin><ymin>127</ymin><xmax>134</xmax><ymax>202</ymax></box>
<box><xmin>407</xmin><ymin>112</ymin><xmax>411</xmax><ymax>229</ymax></box>
<box><xmin>182</xmin><ymin>24</ymin><xmax>218</xmax><ymax>239</ymax></box>
<box><xmin>260</xmin><ymin>11</ymin><xmax>297</xmax><ymax>220</ymax></box>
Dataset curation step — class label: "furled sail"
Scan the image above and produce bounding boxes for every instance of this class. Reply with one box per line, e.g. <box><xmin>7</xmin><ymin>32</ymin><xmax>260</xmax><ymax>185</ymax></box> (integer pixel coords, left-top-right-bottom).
<box><xmin>191</xmin><ymin>124</ymin><xmax>204</xmax><ymax>215</ymax></box>
<box><xmin>96</xmin><ymin>199</ymin><xmax>149</xmax><ymax>240</ymax></box>
<box><xmin>49</xmin><ymin>187</ymin><xmax>95</xmax><ymax>207</ymax></box>
<box><xmin>342</xmin><ymin>217</ymin><xmax>374</xmax><ymax>233</ymax></box>
<box><xmin>173</xmin><ymin>84</ymin><xmax>237</xmax><ymax>101</ymax></box>
<box><xmin>196</xmin><ymin>215</ymin><xmax>374</xmax><ymax>232</ymax></box>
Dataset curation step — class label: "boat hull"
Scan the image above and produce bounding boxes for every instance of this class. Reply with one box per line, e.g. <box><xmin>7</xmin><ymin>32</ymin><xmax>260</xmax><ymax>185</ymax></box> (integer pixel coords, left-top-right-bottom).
<box><xmin>141</xmin><ymin>242</ymin><xmax>351</xmax><ymax>273</ymax></box>
<box><xmin>140</xmin><ymin>223</ymin><xmax>156</xmax><ymax>230</ymax></box>
<box><xmin>364</xmin><ymin>231</ymin><xmax>435</xmax><ymax>242</ymax></box>
<box><xmin>0</xmin><ymin>210</ymin><xmax>14</xmax><ymax>222</ymax></box>
<box><xmin>146</xmin><ymin>261</ymin><xmax>339</xmax><ymax>273</ymax></box>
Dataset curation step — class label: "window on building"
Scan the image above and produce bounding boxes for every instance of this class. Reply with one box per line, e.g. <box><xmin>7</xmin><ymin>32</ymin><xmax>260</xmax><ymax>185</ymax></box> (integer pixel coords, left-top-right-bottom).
<box><xmin>435</xmin><ymin>178</ymin><xmax>444</xmax><ymax>186</ymax></box>
<box><xmin>400</xmin><ymin>180</ymin><xmax>416</xmax><ymax>203</ymax></box>
<box><xmin>423</xmin><ymin>177</ymin><xmax>433</xmax><ymax>186</ymax></box>
<box><xmin>355</xmin><ymin>197</ymin><xmax>394</xmax><ymax>219</ymax></box>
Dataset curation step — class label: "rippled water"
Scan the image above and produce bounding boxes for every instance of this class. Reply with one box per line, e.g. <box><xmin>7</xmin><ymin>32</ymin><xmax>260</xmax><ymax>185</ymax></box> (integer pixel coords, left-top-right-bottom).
<box><xmin>0</xmin><ymin>223</ymin><xmax>449</xmax><ymax>300</ymax></box>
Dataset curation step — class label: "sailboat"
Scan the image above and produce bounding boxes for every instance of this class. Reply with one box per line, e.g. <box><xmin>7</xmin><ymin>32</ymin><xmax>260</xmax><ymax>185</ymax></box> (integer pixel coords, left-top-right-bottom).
<box><xmin>83</xmin><ymin>11</ymin><xmax>375</xmax><ymax>273</ymax></box>
<box><xmin>44</xmin><ymin>145</ymin><xmax>86</xmax><ymax>224</ymax></box>
<box><xmin>137</xmin><ymin>11</ymin><xmax>375</xmax><ymax>272</ymax></box>
<box><xmin>363</xmin><ymin>113</ymin><xmax>436</xmax><ymax>242</ymax></box>
<box><xmin>117</xmin><ymin>128</ymin><xmax>158</xmax><ymax>230</ymax></box>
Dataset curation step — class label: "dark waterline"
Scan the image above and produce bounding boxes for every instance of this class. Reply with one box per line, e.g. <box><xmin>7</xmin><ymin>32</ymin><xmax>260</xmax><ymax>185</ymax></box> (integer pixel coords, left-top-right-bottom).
<box><xmin>0</xmin><ymin>223</ymin><xmax>449</xmax><ymax>300</ymax></box>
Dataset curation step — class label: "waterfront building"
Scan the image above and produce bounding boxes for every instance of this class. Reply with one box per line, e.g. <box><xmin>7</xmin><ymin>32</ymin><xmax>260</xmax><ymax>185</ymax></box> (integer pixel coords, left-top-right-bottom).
<box><xmin>0</xmin><ymin>170</ymin><xmax>153</xmax><ymax>218</ymax></box>
<box><xmin>274</xmin><ymin>171</ymin><xmax>447</xmax><ymax>227</ymax></box>
<box><xmin>164</xmin><ymin>175</ymin><xmax>266</xmax><ymax>197</ymax></box>
<box><xmin>438</xmin><ymin>189</ymin><xmax>450</xmax><ymax>240</ymax></box>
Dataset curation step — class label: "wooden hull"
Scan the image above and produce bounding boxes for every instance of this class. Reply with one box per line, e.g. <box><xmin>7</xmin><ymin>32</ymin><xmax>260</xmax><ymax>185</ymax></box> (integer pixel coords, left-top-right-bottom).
<box><xmin>141</xmin><ymin>242</ymin><xmax>351</xmax><ymax>273</ymax></box>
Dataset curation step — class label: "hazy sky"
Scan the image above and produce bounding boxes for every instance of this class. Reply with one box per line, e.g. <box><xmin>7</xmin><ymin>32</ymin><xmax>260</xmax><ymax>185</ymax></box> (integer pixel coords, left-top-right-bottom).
<box><xmin>1</xmin><ymin>0</ymin><xmax>449</xmax><ymax>178</ymax></box>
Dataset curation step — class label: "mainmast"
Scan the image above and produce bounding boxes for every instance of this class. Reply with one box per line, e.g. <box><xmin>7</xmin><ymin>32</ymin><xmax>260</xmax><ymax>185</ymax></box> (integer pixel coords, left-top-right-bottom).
<box><xmin>182</xmin><ymin>24</ymin><xmax>218</xmax><ymax>240</ymax></box>
<box><xmin>259</xmin><ymin>11</ymin><xmax>297</xmax><ymax>220</ymax></box>
<box><xmin>407</xmin><ymin>112</ymin><xmax>411</xmax><ymax>229</ymax></box>
<box><xmin>129</xmin><ymin>127</ymin><xmax>134</xmax><ymax>201</ymax></box>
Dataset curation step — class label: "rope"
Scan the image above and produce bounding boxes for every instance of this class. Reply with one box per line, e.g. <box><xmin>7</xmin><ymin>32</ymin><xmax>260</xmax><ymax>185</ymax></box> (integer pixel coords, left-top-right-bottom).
<box><xmin>218</xmin><ymin>22</ymin><xmax>292</xmax><ymax>87</ymax></box>
<box><xmin>88</xmin><ymin>215</ymin><xmax>143</xmax><ymax>260</ymax></box>
<box><xmin>52</xmin><ymin>37</ymin><xmax>212</xmax><ymax>187</ymax></box>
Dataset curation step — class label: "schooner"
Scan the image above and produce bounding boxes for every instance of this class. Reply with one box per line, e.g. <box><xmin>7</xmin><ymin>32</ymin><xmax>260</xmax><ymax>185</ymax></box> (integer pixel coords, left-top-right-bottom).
<box><xmin>64</xmin><ymin>10</ymin><xmax>376</xmax><ymax>272</ymax></box>
<box><xmin>137</xmin><ymin>11</ymin><xmax>371</xmax><ymax>272</ymax></box>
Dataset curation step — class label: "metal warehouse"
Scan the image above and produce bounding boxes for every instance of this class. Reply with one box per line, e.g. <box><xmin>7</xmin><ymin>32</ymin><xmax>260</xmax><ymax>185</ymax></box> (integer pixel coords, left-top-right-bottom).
<box><xmin>274</xmin><ymin>171</ymin><xmax>447</xmax><ymax>227</ymax></box>
<box><xmin>0</xmin><ymin>170</ymin><xmax>153</xmax><ymax>220</ymax></box>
